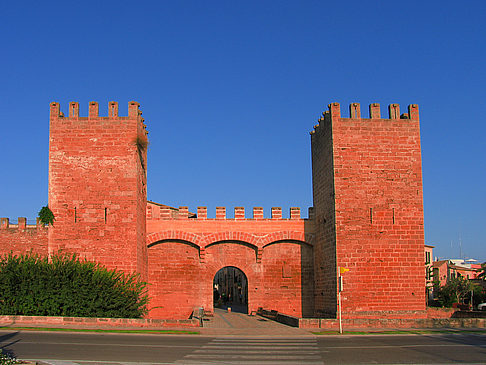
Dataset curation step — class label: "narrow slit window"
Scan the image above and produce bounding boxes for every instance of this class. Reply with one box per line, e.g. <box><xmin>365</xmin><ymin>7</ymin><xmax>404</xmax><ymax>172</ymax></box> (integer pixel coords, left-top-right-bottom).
<box><xmin>370</xmin><ymin>208</ymin><xmax>373</xmax><ymax>224</ymax></box>
<box><xmin>104</xmin><ymin>208</ymin><xmax>107</xmax><ymax>223</ymax></box>
<box><xmin>74</xmin><ymin>207</ymin><xmax>77</xmax><ymax>223</ymax></box>
<box><xmin>392</xmin><ymin>208</ymin><xmax>395</xmax><ymax>224</ymax></box>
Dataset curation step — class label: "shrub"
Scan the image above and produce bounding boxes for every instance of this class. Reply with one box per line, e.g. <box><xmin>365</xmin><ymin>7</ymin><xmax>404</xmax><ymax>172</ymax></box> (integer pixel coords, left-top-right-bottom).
<box><xmin>0</xmin><ymin>349</ymin><xmax>19</xmax><ymax>365</ymax></box>
<box><xmin>0</xmin><ymin>252</ymin><xmax>148</xmax><ymax>318</ymax></box>
<box><xmin>435</xmin><ymin>277</ymin><xmax>480</xmax><ymax>308</ymax></box>
<box><xmin>38</xmin><ymin>205</ymin><xmax>55</xmax><ymax>226</ymax></box>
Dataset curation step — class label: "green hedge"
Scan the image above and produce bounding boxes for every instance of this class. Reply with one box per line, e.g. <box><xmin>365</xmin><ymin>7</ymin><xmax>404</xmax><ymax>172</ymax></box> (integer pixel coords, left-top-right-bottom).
<box><xmin>0</xmin><ymin>253</ymin><xmax>148</xmax><ymax>318</ymax></box>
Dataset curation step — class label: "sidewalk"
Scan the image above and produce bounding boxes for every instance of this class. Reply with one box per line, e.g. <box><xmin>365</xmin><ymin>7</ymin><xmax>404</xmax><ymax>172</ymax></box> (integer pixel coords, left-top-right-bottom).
<box><xmin>198</xmin><ymin>308</ymin><xmax>315</xmax><ymax>336</ymax></box>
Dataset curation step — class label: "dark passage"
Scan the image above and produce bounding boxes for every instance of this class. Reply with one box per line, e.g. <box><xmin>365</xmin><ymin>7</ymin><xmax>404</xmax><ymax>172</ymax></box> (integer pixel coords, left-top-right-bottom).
<box><xmin>213</xmin><ymin>266</ymin><xmax>248</xmax><ymax>314</ymax></box>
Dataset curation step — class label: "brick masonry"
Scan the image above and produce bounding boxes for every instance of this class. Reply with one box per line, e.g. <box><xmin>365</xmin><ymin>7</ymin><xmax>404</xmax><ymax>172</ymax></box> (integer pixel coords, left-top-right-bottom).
<box><xmin>0</xmin><ymin>315</ymin><xmax>199</xmax><ymax>329</ymax></box>
<box><xmin>47</xmin><ymin>101</ymin><xmax>148</xmax><ymax>277</ymax></box>
<box><xmin>299</xmin><ymin>317</ymin><xmax>486</xmax><ymax>330</ymax></box>
<box><xmin>0</xmin><ymin>218</ymin><xmax>47</xmax><ymax>256</ymax></box>
<box><xmin>0</xmin><ymin>101</ymin><xmax>428</xmax><ymax>322</ymax></box>
<box><xmin>311</xmin><ymin>103</ymin><xmax>425</xmax><ymax>319</ymax></box>
<box><xmin>146</xmin><ymin>211</ymin><xmax>314</xmax><ymax>318</ymax></box>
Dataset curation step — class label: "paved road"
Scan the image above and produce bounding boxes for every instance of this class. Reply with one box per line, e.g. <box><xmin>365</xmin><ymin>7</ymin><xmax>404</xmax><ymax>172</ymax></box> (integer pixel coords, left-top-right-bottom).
<box><xmin>1</xmin><ymin>330</ymin><xmax>486</xmax><ymax>364</ymax></box>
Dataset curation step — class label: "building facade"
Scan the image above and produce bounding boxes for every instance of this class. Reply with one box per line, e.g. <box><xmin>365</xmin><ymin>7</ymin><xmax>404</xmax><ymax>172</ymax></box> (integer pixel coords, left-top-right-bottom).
<box><xmin>0</xmin><ymin>101</ymin><xmax>426</xmax><ymax>320</ymax></box>
<box><xmin>433</xmin><ymin>259</ymin><xmax>481</xmax><ymax>285</ymax></box>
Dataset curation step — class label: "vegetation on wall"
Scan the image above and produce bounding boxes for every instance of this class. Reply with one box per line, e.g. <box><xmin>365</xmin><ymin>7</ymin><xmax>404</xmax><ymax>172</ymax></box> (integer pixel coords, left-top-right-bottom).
<box><xmin>134</xmin><ymin>135</ymin><xmax>148</xmax><ymax>173</ymax></box>
<box><xmin>38</xmin><ymin>205</ymin><xmax>55</xmax><ymax>226</ymax></box>
<box><xmin>0</xmin><ymin>253</ymin><xmax>148</xmax><ymax>318</ymax></box>
<box><xmin>134</xmin><ymin>134</ymin><xmax>149</xmax><ymax>151</ymax></box>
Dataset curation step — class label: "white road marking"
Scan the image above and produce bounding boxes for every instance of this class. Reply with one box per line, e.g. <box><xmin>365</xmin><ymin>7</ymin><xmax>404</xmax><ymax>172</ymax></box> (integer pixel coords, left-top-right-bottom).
<box><xmin>192</xmin><ymin>349</ymin><xmax>321</xmax><ymax>354</ymax></box>
<box><xmin>185</xmin><ymin>354</ymin><xmax>322</xmax><ymax>359</ymax></box>
<box><xmin>5</xmin><ymin>340</ymin><xmax>200</xmax><ymax>348</ymax></box>
<box><xmin>175</xmin><ymin>338</ymin><xmax>323</xmax><ymax>364</ymax></box>
<box><xmin>323</xmin><ymin>344</ymin><xmax>486</xmax><ymax>349</ymax></box>
<box><xmin>26</xmin><ymin>360</ymin><xmax>173</xmax><ymax>365</ymax></box>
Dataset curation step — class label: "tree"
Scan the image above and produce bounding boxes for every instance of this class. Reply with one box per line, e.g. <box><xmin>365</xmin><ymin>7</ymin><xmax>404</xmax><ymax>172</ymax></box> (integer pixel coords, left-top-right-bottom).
<box><xmin>38</xmin><ymin>205</ymin><xmax>55</xmax><ymax>226</ymax></box>
<box><xmin>478</xmin><ymin>262</ymin><xmax>486</xmax><ymax>280</ymax></box>
<box><xmin>437</xmin><ymin>276</ymin><xmax>479</xmax><ymax>307</ymax></box>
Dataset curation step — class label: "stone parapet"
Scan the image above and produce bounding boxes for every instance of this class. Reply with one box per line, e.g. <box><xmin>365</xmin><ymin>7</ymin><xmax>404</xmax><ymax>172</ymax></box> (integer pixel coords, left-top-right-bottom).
<box><xmin>0</xmin><ymin>315</ymin><xmax>200</xmax><ymax>329</ymax></box>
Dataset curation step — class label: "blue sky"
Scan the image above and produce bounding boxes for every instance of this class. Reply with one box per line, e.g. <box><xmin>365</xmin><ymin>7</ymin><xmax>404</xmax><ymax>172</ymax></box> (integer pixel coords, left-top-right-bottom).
<box><xmin>0</xmin><ymin>1</ymin><xmax>484</xmax><ymax>261</ymax></box>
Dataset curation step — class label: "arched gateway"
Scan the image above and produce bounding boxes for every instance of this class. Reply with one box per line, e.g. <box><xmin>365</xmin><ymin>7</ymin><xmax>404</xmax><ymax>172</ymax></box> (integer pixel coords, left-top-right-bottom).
<box><xmin>146</xmin><ymin>224</ymin><xmax>314</xmax><ymax>319</ymax></box>
<box><xmin>213</xmin><ymin>266</ymin><xmax>248</xmax><ymax>314</ymax></box>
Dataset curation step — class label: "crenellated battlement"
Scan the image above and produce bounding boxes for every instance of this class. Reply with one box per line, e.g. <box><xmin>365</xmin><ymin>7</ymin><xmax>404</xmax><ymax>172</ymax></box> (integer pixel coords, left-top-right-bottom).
<box><xmin>310</xmin><ymin>102</ymin><xmax>419</xmax><ymax>134</ymax></box>
<box><xmin>49</xmin><ymin>101</ymin><xmax>148</xmax><ymax>142</ymax></box>
<box><xmin>0</xmin><ymin>216</ymin><xmax>48</xmax><ymax>258</ymax></box>
<box><xmin>310</xmin><ymin>100</ymin><xmax>425</xmax><ymax>317</ymax></box>
<box><xmin>146</xmin><ymin>203</ymin><xmax>312</xmax><ymax>220</ymax></box>
<box><xmin>0</xmin><ymin>217</ymin><xmax>46</xmax><ymax>230</ymax></box>
<box><xmin>50</xmin><ymin>101</ymin><xmax>145</xmax><ymax>121</ymax></box>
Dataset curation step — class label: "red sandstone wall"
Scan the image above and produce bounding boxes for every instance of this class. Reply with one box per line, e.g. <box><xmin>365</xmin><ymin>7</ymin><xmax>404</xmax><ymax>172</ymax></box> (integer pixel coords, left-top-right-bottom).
<box><xmin>48</xmin><ymin>102</ymin><xmax>148</xmax><ymax>276</ymax></box>
<box><xmin>427</xmin><ymin>307</ymin><xmax>456</xmax><ymax>319</ymax></box>
<box><xmin>146</xmin><ymin>208</ymin><xmax>314</xmax><ymax>319</ymax></box>
<box><xmin>0</xmin><ymin>315</ymin><xmax>199</xmax><ymax>329</ymax></box>
<box><xmin>310</xmin><ymin>110</ymin><xmax>338</xmax><ymax>317</ymax></box>
<box><xmin>311</xmin><ymin>102</ymin><xmax>425</xmax><ymax>318</ymax></box>
<box><xmin>0</xmin><ymin>218</ymin><xmax>48</xmax><ymax>257</ymax></box>
<box><xmin>299</xmin><ymin>316</ymin><xmax>485</xmax><ymax>329</ymax></box>
<box><xmin>148</xmin><ymin>241</ymin><xmax>202</xmax><ymax>319</ymax></box>
<box><xmin>261</xmin><ymin>242</ymin><xmax>314</xmax><ymax>317</ymax></box>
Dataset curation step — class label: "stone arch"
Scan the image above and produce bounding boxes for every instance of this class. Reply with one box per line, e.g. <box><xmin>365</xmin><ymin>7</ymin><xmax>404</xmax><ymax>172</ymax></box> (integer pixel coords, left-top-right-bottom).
<box><xmin>202</xmin><ymin>232</ymin><xmax>260</xmax><ymax>248</ymax></box>
<box><xmin>204</xmin><ymin>241</ymin><xmax>262</xmax><ymax>315</ymax></box>
<box><xmin>146</xmin><ymin>233</ymin><xmax>202</xmax><ymax>319</ymax></box>
<box><xmin>208</xmin><ymin>261</ymin><xmax>253</xmax><ymax>280</ymax></box>
<box><xmin>148</xmin><ymin>239</ymin><xmax>200</xmax><ymax>251</ymax></box>
<box><xmin>205</xmin><ymin>240</ymin><xmax>258</xmax><ymax>261</ymax></box>
<box><xmin>263</xmin><ymin>239</ymin><xmax>312</xmax><ymax>249</ymax></box>
<box><xmin>205</xmin><ymin>242</ymin><xmax>259</xmax><ymax>277</ymax></box>
<box><xmin>260</xmin><ymin>230</ymin><xmax>311</xmax><ymax>247</ymax></box>
<box><xmin>146</xmin><ymin>230</ymin><xmax>204</xmax><ymax>248</ymax></box>
<box><xmin>260</xmin><ymin>236</ymin><xmax>315</xmax><ymax>318</ymax></box>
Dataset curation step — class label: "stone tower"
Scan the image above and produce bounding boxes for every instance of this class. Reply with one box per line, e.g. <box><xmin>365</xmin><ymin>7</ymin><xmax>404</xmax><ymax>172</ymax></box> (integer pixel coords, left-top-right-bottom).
<box><xmin>310</xmin><ymin>102</ymin><xmax>425</xmax><ymax>318</ymax></box>
<box><xmin>48</xmin><ymin>101</ymin><xmax>148</xmax><ymax>277</ymax></box>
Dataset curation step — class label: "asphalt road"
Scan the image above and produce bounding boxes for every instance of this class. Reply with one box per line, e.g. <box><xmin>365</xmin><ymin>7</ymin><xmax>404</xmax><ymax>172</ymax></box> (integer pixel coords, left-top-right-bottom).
<box><xmin>1</xmin><ymin>330</ymin><xmax>486</xmax><ymax>364</ymax></box>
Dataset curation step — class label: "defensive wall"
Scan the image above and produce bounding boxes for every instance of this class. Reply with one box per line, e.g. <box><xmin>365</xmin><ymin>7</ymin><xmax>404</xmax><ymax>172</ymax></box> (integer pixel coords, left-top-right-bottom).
<box><xmin>0</xmin><ymin>101</ymin><xmax>428</xmax><ymax>323</ymax></box>
<box><xmin>311</xmin><ymin>102</ymin><xmax>425</xmax><ymax>319</ymax></box>
<box><xmin>0</xmin><ymin>218</ymin><xmax>48</xmax><ymax>257</ymax></box>
<box><xmin>2</xmin><ymin>308</ymin><xmax>484</xmax><ymax>331</ymax></box>
<box><xmin>146</xmin><ymin>203</ymin><xmax>314</xmax><ymax>318</ymax></box>
<box><xmin>259</xmin><ymin>307</ymin><xmax>483</xmax><ymax>329</ymax></box>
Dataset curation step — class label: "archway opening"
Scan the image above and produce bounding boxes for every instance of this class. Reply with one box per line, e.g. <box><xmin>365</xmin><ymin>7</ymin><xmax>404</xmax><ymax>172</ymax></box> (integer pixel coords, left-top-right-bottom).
<box><xmin>213</xmin><ymin>266</ymin><xmax>248</xmax><ymax>314</ymax></box>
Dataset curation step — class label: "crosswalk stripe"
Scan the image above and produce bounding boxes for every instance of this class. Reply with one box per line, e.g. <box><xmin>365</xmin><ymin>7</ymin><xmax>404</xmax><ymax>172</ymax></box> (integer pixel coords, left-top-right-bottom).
<box><xmin>193</xmin><ymin>348</ymin><xmax>319</xmax><ymax>354</ymax></box>
<box><xmin>212</xmin><ymin>339</ymin><xmax>316</xmax><ymax>343</ymax></box>
<box><xmin>200</xmin><ymin>344</ymin><xmax>316</xmax><ymax>349</ymax></box>
<box><xmin>210</xmin><ymin>342</ymin><xmax>317</xmax><ymax>345</ymax></box>
<box><xmin>176</xmin><ymin>359</ymin><xmax>323</xmax><ymax>365</ymax></box>
<box><xmin>185</xmin><ymin>354</ymin><xmax>322</xmax><ymax>359</ymax></box>
<box><xmin>213</xmin><ymin>342</ymin><xmax>315</xmax><ymax>346</ymax></box>
<box><xmin>175</xmin><ymin>338</ymin><xmax>322</xmax><ymax>364</ymax></box>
